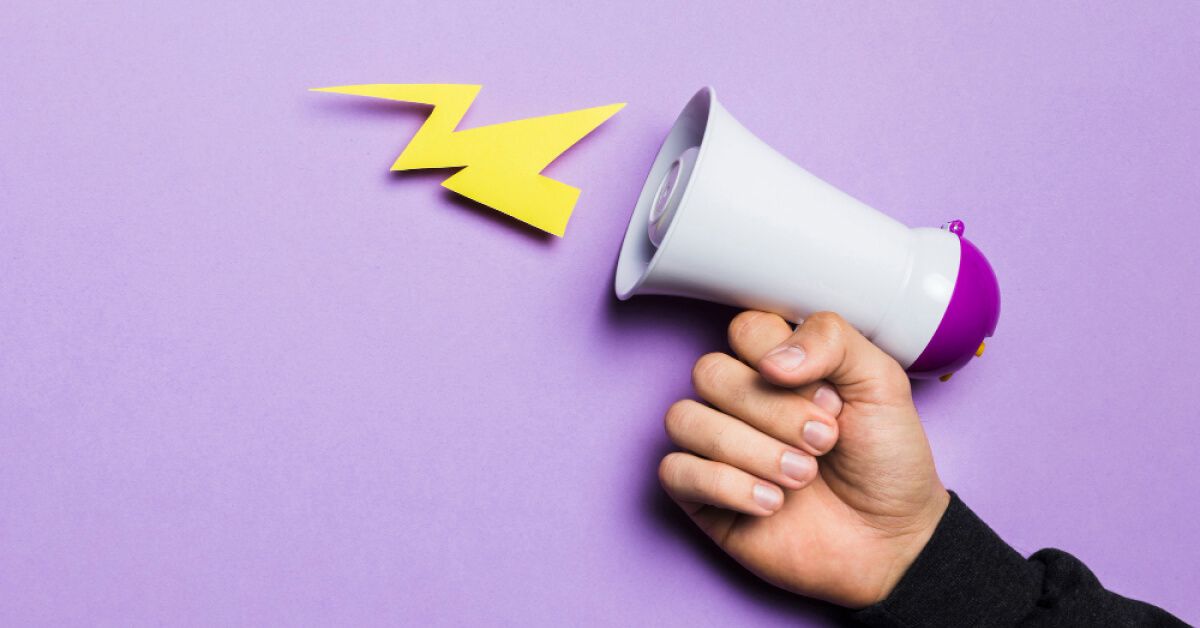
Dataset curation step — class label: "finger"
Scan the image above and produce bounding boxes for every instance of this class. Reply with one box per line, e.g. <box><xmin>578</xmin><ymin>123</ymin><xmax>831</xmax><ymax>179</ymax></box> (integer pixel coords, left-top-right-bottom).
<box><xmin>758</xmin><ymin>311</ymin><xmax>910</xmax><ymax>405</ymax></box>
<box><xmin>664</xmin><ymin>399</ymin><xmax>819</xmax><ymax>490</ymax></box>
<box><xmin>806</xmin><ymin>382</ymin><xmax>844</xmax><ymax>416</ymax></box>
<box><xmin>692</xmin><ymin>352</ymin><xmax>840</xmax><ymax>455</ymax></box>
<box><xmin>658</xmin><ymin>452</ymin><xmax>784</xmax><ymax>517</ymax></box>
<box><xmin>728</xmin><ymin>311</ymin><xmax>845</xmax><ymax>417</ymax></box>
<box><xmin>728</xmin><ymin>310</ymin><xmax>794</xmax><ymax>364</ymax></box>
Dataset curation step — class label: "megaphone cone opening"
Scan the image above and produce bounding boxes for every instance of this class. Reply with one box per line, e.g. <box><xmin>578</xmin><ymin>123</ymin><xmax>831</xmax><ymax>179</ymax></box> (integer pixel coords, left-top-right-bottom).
<box><xmin>648</xmin><ymin>146</ymin><xmax>700</xmax><ymax>247</ymax></box>
<box><xmin>615</xmin><ymin>87</ymin><xmax>715</xmax><ymax>300</ymax></box>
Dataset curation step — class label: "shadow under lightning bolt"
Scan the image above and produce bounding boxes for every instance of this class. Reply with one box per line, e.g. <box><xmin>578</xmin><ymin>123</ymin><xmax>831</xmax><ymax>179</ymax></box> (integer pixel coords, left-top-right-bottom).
<box><xmin>311</xmin><ymin>84</ymin><xmax>625</xmax><ymax>236</ymax></box>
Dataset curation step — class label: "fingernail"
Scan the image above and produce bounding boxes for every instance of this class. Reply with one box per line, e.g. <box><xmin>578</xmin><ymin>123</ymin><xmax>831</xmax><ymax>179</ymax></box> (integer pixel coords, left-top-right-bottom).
<box><xmin>813</xmin><ymin>385</ymin><xmax>842</xmax><ymax>415</ymax></box>
<box><xmin>765</xmin><ymin>345</ymin><xmax>806</xmax><ymax>371</ymax></box>
<box><xmin>781</xmin><ymin>451</ymin><xmax>815</xmax><ymax>482</ymax></box>
<box><xmin>753</xmin><ymin>483</ymin><xmax>783</xmax><ymax>511</ymax></box>
<box><xmin>802</xmin><ymin>421</ymin><xmax>836</xmax><ymax>451</ymax></box>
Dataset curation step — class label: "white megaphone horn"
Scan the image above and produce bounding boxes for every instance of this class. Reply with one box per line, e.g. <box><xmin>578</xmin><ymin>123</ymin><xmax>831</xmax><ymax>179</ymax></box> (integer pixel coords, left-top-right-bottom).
<box><xmin>614</xmin><ymin>87</ymin><xmax>1000</xmax><ymax>380</ymax></box>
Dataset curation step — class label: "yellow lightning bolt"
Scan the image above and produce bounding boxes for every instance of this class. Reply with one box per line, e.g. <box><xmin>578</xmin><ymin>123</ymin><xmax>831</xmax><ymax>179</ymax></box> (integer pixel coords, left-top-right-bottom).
<box><xmin>311</xmin><ymin>84</ymin><xmax>625</xmax><ymax>236</ymax></box>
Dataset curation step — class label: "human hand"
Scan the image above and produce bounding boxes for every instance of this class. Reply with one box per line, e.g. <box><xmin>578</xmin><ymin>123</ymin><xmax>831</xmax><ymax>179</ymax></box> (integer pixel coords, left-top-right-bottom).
<box><xmin>658</xmin><ymin>311</ymin><xmax>950</xmax><ymax>608</ymax></box>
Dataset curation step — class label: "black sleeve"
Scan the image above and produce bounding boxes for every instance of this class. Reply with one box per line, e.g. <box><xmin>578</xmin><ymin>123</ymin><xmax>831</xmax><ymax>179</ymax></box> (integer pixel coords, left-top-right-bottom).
<box><xmin>853</xmin><ymin>492</ymin><xmax>1187</xmax><ymax>627</ymax></box>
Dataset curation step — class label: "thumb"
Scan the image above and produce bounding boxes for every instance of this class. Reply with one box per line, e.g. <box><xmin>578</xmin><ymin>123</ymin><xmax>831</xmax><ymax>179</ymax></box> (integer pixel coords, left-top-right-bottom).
<box><xmin>757</xmin><ymin>312</ymin><xmax>911</xmax><ymax>408</ymax></box>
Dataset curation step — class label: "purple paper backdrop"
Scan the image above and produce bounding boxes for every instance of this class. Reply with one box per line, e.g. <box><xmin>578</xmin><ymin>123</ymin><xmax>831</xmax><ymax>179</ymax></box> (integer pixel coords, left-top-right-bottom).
<box><xmin>3</xmin><ymin>2</ymin><xmax>1199</xmax><ymax>625</ymax></box>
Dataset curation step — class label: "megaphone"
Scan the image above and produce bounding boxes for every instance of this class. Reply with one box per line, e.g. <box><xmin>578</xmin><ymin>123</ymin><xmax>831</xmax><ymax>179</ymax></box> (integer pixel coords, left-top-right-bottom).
<box><xmin>615</xmin><ymin>87</ymin><xmax>1000</xmax><ymax>380</ymax></box>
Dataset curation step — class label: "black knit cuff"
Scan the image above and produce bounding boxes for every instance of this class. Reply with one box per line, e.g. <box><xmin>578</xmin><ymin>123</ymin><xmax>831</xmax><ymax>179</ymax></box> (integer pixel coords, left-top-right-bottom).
<box><xmin>854</xmin><ymin>492</ymin><xmax>1041</xmax><ymax>627</ymax></box>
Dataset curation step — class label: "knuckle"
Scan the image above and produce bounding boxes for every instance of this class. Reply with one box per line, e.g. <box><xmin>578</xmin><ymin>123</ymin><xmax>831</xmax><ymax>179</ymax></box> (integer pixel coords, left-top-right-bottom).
<box><xmin>707</xmin><ymin>423</ymin><xmax>729</xmax><ymax>461</ymax></box>
<box><xmin>728</xmin><ymin>311</ymin><xmax>767</xmax><ymax>348</ymax></box>
<box><xmin>800</xmin><ymin>312</ymin><xmax>850</xmax><ymax>356</ymax></box>
<box><xmin>806</xmin><ymin>311</ymin><xmax>839</xmax><ymax>326</ymax></box>
<box><xmin>691</xmin><ymin>352</ymin><xmax>728</xmax><ymax>390</ymax></box>
<box><xmin>658</xmin><ymin>453</ymin><xmax>687</xmax><ymax>487</ymax></box>
<box><xmin>663</xmin><ymin>400</ymin><xmax>697</xmax><ymax>437</ymax></box>
<box><xmin>807</xmin><ymin>311</ymin><xmax>847</xmax><ymax>338</ymax></box>
<box><xmin>763</xmin><ymin>394</ymin><xmax>803</xmax><ymax>429</ymax></box>
<box><xmin>707</xmin><ymin>464</ymin><xmax>730</xmax><ymax>498</ymax></box>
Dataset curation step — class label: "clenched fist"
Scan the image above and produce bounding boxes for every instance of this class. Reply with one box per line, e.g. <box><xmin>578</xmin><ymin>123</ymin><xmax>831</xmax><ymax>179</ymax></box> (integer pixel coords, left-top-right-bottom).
<box><xmin>658</xmin><ymin>311</ymin><xmax>950</xmax><ymax>608</ymax></box>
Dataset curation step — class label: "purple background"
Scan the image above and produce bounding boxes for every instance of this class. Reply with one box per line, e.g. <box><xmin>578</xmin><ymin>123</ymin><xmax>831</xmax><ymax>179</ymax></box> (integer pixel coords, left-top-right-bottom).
<box><xmin>3</xmin><ymin>2</ymin><xmax>1199</xmax><ymax>625</ymax></box>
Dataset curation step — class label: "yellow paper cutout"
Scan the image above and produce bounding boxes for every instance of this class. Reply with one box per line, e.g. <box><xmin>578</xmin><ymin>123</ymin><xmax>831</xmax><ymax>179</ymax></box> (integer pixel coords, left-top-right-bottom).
<box><xmin>311</xmin><ymin>84</ymin><xmax>625</xmax><ymax>236</ymax></box>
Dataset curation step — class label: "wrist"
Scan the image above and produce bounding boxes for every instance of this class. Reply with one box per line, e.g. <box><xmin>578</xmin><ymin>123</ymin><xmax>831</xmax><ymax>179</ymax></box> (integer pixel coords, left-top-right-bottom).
<box><xmin>870</xmin><ymin>488</ymin><xmax>951</xmax><ymax>606</ymax></box>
